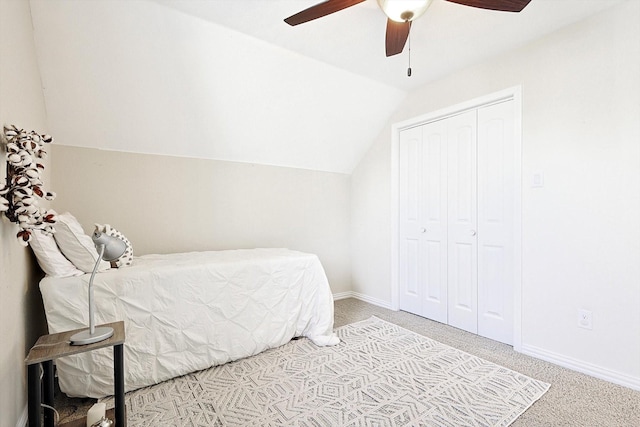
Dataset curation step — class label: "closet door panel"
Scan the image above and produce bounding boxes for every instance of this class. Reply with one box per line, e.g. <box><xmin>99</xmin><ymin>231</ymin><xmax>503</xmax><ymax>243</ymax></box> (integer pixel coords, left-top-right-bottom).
<box><xmin>452</xmin><ymin>241</ymin><xmax>474</xmax><ymax>309</ymax></box>
<box><xmin>398</xmin><ymin>121</ymin><xmax>448</xmax><ymax>323</ymax></box>
<box><xmin>421</xmin><ymin>120</ymin><xmax>448</xmax><ymax>323</ymax></box>
<box><xmin>399</xmin><ymin>127</ymin><xmax>424</xmax><ymax>315</ymax></box>
<box><xmin>477</xmin><ymin>100</ymin><xmax>514</xmax><ymax>345</ymax></box>
<box><xmin>425</xmin><ymin>240</ymin><xmax>444</xmax><ymax>303</ymax></box>
<box><xmin>447</xmin><ymin>111</ymin><xmax>478</xmax><ymax>334</ymax></box>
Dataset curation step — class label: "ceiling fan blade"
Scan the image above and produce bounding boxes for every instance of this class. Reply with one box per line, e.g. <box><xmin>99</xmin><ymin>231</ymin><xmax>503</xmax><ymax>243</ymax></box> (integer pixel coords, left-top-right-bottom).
<box><xmin>385</xmin><ymin>19</ymin><xmax>411</xmax><ymax>57</ymax></box>
<box><xmin>284</xmin><ymin>0</ymin><xmax>366</xmax><ymax>26</ymax></box>
<box><xmin>445</xmin><ymin>0</ymin><xmax>531</xmax><ymax>12</ymax></box>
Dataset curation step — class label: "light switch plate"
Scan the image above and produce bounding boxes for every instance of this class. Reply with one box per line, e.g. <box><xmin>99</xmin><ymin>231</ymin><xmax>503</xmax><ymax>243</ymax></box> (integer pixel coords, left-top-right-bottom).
<box><xmin>532</xmin><ymin>171</ymin><xmax>544</xmax><ymax>188</ymax></box>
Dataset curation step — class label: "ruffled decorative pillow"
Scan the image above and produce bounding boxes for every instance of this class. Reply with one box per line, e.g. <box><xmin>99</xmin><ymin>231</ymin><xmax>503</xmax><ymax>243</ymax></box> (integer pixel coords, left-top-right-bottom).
<box><xmin>94</xmin><ymin>223</ymin><xmax>133</xmax><ymax>268</ymax></box>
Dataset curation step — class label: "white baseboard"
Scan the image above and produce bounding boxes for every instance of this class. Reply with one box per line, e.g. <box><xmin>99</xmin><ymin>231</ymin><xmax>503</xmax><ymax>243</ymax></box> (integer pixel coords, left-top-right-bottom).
<box><xmin>521</xmin><ymin>343</ymin><xmax>640</xmax><ymax>391</ymax></box>
<box><xmin>332</xmin><ymin>291</ymin><xmax>353</xmax><ymax>301</ymax></box>
<box><xmin>333</xmin><ymin>291</ymin><xmax>393</xmax><ymax>310</ymax></box>
<box><xmin>16</xmin><ymin>404</ymin><xmax>27</xmax><ymax>427</ymax></box>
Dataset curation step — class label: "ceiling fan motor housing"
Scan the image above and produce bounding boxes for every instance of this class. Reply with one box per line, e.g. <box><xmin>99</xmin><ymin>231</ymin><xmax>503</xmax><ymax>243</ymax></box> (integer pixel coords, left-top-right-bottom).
<box><xmin>377</xmin><ymin>0</ymin><xmax>434</xmax><ymax>23</ymax></box>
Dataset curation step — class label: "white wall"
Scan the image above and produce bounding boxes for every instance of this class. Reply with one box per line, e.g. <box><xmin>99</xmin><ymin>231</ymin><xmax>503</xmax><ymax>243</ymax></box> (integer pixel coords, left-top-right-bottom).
<box><xmin>30</xmin><ymin>0</ymin><xmax>361</xmax><ymax>297</ymax></box>
<box><xmin>351</xmin><ymin>0</ymin><xmax>640</xmax><ymax>388</ymax></box>
<box><xmin>50</xmin><ymin>145</ymin><xmax>351</xmax><ymax>294</ymax></box>
<box><xmin>29</xmin><ymin>0</ymin><xmax>405</xmax><ymax>175</ymax></box>
<box><xmin>0</xmin><ymin>1</ymin><xmax>50</xmax><ymax>425</ymax></box>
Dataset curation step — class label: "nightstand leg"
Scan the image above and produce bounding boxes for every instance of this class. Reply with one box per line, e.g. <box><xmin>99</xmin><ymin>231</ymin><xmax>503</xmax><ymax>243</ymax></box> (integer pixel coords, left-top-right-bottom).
<box><xmin>114</xmin><ymin>343</ymin><xmax>126</xmax><ymax>426</ymax></box>
<box><xmin>27</xmin><ymin>363</ymin><xmax>41</xmax><ymax>427</ymax></box>
<box><xmin>43</xmin><ymin>360</ymin><xmax>55</xmax><ymax>427</ymax></box>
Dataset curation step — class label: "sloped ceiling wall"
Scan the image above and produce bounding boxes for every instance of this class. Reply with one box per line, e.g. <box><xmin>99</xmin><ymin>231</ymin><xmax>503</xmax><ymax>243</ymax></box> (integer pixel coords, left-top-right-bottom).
<box><xmin>150</xmin><ymin>0</ymin><xmax>626</xmax><ymax>92</ymax></box>
<box><xmin>29</xmin><ymin>0</ymin><xmax>406</xmax><ymax>174</ymax></box>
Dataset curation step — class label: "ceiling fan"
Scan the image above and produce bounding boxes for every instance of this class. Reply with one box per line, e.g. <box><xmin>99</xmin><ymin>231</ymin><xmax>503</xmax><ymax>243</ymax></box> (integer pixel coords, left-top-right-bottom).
<box><xmin>284</xmin><ymin>0</ymin><xmax>532</xmax><ymax>57</ymax></box>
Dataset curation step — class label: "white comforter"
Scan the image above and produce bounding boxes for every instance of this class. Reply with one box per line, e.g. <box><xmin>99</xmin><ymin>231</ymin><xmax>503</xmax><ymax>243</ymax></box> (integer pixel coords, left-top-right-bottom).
<box><xmin>40</xmin><ymin>248</ymin><xmax>339</xmax><ymax>398</ymax></box>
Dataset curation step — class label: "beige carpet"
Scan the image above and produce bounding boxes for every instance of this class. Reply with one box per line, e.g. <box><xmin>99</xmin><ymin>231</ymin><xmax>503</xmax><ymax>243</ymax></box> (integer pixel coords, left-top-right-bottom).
<box><xmin>102</xmin><ymin>316</ymin><xmax>548</xmax><ymax>426</ymax></box>
<box><xmin>54</xmin><ymin>298</ymin><xmax>640</xmax><ymax>426</ymax></box>
<box><xmin>335</xmin><ymin>299</ymin><xmax>640</xmax><ymax>427</ymax></box>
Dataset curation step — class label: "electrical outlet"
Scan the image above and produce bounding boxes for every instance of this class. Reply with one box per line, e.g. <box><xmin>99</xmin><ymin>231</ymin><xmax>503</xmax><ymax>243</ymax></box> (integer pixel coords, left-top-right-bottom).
<box><xmin>578</xmin><ymin>309</ymin><xmax>593</xmax><ymax>330</ymax></box>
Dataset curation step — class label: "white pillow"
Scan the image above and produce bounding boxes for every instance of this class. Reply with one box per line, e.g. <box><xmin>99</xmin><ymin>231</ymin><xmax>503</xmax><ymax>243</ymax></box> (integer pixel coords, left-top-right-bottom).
<box><xmin>53</xmin><ymin>212</ymin><xmax>110</xmax><ymax>273</ymax></box>
<box><xmin>29</xmin><ymin>230</ymin><xmax>84</xmax><ymax>277</ymax></box>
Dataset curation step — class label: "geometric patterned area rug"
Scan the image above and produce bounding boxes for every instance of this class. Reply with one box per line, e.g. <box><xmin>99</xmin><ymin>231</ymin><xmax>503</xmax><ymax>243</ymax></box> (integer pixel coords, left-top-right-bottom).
<box><xmin>103</xmin><ymin>316</ymin><xmax>550</xmax><ymax>426</ymax></box>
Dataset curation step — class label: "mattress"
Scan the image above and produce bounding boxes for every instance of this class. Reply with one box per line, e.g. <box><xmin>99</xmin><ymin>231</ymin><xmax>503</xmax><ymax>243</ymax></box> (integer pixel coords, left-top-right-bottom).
<box><xmin>40</xmin><ymin>248</ymin><xmax>339</xmax><ymax>398</ymax></box>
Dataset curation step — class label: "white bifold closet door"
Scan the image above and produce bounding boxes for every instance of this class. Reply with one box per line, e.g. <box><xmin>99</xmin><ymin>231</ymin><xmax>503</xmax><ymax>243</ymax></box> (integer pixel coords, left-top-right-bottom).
<box><xmin>398</xmin><ymin>100</ymin><xmax>514</xmax><ymax>345</ymax></box>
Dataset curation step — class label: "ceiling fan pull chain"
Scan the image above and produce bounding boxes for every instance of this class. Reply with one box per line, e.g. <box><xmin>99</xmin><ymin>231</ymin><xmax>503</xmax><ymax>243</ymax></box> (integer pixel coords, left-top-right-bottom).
<box><xmin>407</xmin><ymin>29</ymin><xmax>412</xmax><ymax>77</ymax></box>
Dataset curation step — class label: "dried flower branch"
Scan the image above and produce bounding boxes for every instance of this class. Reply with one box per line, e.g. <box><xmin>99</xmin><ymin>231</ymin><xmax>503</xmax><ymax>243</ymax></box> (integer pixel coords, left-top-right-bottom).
<box><xmin>1</xmin><ymin>125</ymin><xmax>56</xmax><ymax>245</ymax></box>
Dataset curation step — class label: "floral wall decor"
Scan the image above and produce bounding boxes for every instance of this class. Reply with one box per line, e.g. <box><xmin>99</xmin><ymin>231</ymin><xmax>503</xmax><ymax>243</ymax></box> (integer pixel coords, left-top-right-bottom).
<box><xmin>0</xmin><ymin>125</ymin><xmax>57</xmax><ymax>245</ymax></box>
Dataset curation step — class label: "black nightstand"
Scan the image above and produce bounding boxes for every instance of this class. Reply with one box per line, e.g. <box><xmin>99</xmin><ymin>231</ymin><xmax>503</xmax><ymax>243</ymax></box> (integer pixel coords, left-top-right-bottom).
<box><xmin>25</xmin><ymin>321</ymin><xmax>126</xmax><ymax>427</ymax></box>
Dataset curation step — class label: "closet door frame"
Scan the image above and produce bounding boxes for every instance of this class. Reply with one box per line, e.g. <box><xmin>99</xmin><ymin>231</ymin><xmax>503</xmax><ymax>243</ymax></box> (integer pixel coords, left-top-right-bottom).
<box><xmin>390</xmin><ymin>86</ymin><xmax>523</xmax><ymax>351</ymax></box>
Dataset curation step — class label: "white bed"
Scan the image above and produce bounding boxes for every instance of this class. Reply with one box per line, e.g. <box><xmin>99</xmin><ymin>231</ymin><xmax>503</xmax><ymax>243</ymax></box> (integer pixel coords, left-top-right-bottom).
<box><xmin>40</xmin><ymin>248</ymin><xmax>339</xmax><ymax>398</ymax></box>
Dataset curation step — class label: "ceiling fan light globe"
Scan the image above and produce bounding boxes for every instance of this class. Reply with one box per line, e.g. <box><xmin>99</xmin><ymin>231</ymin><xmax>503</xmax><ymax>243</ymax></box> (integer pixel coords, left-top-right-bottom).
<box><xmin>377</xmin><ymin>0</ymin><xmax>433</xmax><ymax>23</ymax></box>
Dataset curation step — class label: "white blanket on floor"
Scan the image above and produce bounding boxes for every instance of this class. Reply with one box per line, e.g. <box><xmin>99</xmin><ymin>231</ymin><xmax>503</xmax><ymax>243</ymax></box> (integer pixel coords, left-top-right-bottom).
<box><xmin>40</xmin><ymin>248</ymin><xmax>339</xmax><ymax>398</ymax></box>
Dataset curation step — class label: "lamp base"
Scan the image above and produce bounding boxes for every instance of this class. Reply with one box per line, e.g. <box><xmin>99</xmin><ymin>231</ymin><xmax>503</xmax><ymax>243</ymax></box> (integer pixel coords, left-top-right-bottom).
<box><xmin>70</xmin><ymin>326</ymin><xmax>114</xmax><ymax>346</ymax></box>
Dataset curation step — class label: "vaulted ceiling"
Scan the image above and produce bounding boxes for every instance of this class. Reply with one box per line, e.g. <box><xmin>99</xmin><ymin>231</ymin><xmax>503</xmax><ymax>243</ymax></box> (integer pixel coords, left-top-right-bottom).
<box><xmin>152</xmin><ymin>0</ymin><xmax>623</xmax><ymax>91</ymax></box>
<box><xmin>29</xmin><ymin>0</ymin><xmax>623</xmax><ymax>173</ymax></box>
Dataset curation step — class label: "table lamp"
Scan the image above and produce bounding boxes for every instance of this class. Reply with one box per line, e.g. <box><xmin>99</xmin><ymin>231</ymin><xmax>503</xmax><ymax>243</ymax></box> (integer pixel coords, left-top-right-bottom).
<box><xmin>70</xmin><ymin>231</ymin><xmax>126</xmax><ymax>345</ymax></box>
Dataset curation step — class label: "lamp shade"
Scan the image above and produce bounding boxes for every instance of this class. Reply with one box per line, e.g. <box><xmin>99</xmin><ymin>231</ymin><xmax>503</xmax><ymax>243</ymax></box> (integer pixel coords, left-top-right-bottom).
<box><xmin>377</xmin><ymin>0</ymin><xmax>433</xmax><ymax>22</ymax></box>
<box><xmin>92</xmin><ymin>231</ymin><xmax>126</xmax><ymax>261</ymax></box>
